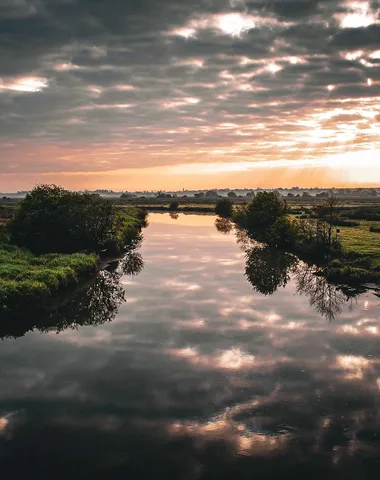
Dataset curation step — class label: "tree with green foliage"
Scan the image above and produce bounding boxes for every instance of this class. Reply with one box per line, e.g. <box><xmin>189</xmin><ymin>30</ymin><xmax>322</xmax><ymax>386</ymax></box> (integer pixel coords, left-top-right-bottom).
<box><xmin>215</xmin><ymin>198</ymin><xmax>233</xmax><ymax>218</ymax></box>
<box><xmin>9</xmin><ymin>185</ymin><xmax>138</xmax><ymax>254</ymax></box>
<box><xmin>243</xmin><ymin>191</ymin><xmax>295</xmax><ymax>247</ymax></box>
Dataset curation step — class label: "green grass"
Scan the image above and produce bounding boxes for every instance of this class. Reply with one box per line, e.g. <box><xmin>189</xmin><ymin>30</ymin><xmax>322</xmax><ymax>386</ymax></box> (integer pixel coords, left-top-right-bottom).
<box><xmin>0</xmin><ymin>240</ymin><xmax>98</xmax><ymax>309</ymax></box>
<box><xmin>283</xmin><ymin>215</ymin><xmax>380</xmax><ymax>285</ymax></box>
<box><xmin>339</xmin><ymin>221</ymin><xmax>380</xmax><ymax>261</ymax></box>
<box><xmin>324</xmin><ymin>221</ymin><xmax>380</xmax><ymax>284</ymax></box>
<box><xmin>1</xmin><ymin>206</ymin><xmax>146</xmax><ymax>311</ymax></box>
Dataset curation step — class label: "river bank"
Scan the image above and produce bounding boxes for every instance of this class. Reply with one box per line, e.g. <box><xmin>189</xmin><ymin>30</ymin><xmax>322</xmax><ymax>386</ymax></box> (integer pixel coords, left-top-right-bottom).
<box><xmin>0</xmin><ymin>204</ymin><xmax>146</xmax><ymax>314</ymax></box>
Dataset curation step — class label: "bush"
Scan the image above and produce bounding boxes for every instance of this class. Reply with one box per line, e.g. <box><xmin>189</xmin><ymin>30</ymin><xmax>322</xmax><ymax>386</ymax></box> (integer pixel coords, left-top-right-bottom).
<box><xmin>215</xmin><ymin>198</ymin><xmax>233</xmax><ymax>217</ymax></box>
<box><xmin>244</xmin><ymin>192</ymin><xmax>287</xmax><ymax>241</ymax></box>
<box><xmin>9</xmin><ymin>185</ymin><xmax>116</xmax><ymax>254</ymax></box>
<box><xmin>267</xmin><ymin>217</ymin><xmax>297</xmax><ymax>248</ymax></box>
<box><xmin>370</xmin><ymin>225</ymin><xmax>380</xmax><ymax>233</ymax></box>
<box><xmin>8</xmin><ymin>185</ymin><xmax>143</xmax><ymax>255</ymax></box>
<box><xmin>169</xmin><ymin>200</ymin><xmax>179</xmax><ymax>211</ymax></box>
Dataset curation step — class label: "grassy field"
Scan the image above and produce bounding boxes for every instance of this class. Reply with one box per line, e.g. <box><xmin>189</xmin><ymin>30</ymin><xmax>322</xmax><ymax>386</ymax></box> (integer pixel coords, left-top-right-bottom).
<box><xmin>339</xmin><ymin>221</ymin><xmax>380</xmax><ymax>263</ymax></box>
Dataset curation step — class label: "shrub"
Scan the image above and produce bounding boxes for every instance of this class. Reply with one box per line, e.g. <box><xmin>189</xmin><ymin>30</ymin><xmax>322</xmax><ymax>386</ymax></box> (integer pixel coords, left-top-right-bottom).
<box><xmin>244</xmin><ymin>191</ymin><xmax>287</xmax><ymax>241</ymax></box>
<box><xmin>169</xmin><ymin>200</ymin><xmax>179</xmax><ymax>211</ymax></box>
<box><xmin>215</xmin><ymin>198</ymin><xmax>233</xmax><ymax>217</ymax></box>
<box><xmin>8</xmin><ymin>185</ymin><xmax>144</xmax><ymax>255</ymax></box>
<box><xmin>370</xmin><ymin>225</ymin><xmax>380</xmax><ymax>233</ymax></box>
<box><xmin>266</xmin><ymin>217</ymin><xmax>297</xmax><ymax>248</ymax></box>
<box><xmin>9</xmin><ymin>185</ymin><xmax>115</xmax><ymax>254</ymax></box>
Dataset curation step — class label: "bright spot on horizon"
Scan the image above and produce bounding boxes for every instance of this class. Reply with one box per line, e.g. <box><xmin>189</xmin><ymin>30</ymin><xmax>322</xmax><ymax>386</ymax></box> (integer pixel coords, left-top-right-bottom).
<box><xmin>0</xmin><ymin>76</ymin><xmax>48</xmax><ymax>93</ymax></box>
<box><xmin>327</xmin><ymin>85</ymin><xmax>335</xmax><ymax>91</ymax></box>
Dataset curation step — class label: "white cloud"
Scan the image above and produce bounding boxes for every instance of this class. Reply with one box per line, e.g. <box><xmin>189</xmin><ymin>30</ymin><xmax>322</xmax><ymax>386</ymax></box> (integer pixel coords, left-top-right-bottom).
<box><xmin>0</xmin><ymin>76</ymin><xmax>48</xmax><ymax>93</ymax></box>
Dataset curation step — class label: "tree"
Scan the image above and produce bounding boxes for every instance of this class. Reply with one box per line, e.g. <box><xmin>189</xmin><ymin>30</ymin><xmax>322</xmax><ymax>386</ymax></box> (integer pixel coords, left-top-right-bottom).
<box><xmin>169</xmin><ymin>200</ymin><xmax>179</xmax><ymax>211</ymax></box>
<box><xmin>215</xmin><ymin>198</ymin><xmax>233</xmax><ymax>217</ymax></box>
<box><xmin>205</xmin><ymin>190</ymin><xmax>218</xmax><ymax>197</ymax></box>
<box><xmin>10</xmin><ymin>185</ymin><xmax>118</xmax><ymax>254</ymax></box>
<box><xmin>227</xmin><ymin>191</ymin><xmax>237</xmax><ymax>198</ymax></box>
<box><xmin>312</xmin><ymin>194</ymin><xmax>342</xmax><ymax>249</ymax></box>
<box><xmin>242</xmin><ymin>192</ymin><xmax>296</xmax><ymax>247</ymax></box>
<box><xmin>245</xmin><ymin>192</ymin><xmax>287</xmax><ymax>233</ymax></box>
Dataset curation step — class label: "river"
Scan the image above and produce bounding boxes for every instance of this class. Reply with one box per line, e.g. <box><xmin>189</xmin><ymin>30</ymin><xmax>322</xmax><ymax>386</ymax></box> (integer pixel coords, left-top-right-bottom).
<box><xmin>0</xmin><ymin>213</ymin><xmax>379</xmax><ymax>479</ymax></box>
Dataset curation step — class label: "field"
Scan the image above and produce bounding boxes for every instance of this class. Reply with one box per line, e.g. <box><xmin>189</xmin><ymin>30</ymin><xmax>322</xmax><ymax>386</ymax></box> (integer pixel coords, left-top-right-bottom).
<box><xmin>339</xmin><ymin>221</ymin><xmax>380</xmax><ymax>264</ymax></box>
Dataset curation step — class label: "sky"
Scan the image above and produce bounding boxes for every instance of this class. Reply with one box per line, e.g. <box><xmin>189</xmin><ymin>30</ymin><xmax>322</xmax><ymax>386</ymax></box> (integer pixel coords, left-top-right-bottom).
<box><xmin>0</xmin><ymin>0</ymin><xmax>380</xmax><ymax>191</ymax></box>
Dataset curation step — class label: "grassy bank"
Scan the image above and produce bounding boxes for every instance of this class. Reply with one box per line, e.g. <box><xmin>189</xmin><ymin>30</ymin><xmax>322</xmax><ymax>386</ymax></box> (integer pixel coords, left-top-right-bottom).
<box><xmin>231</xmin><ymin>193</ymin><xmax>380</xmax><ymax>287</ymax></box>
<box><xmin>0</xmin><ymin>241</ymin><xmax>98</xmax><ymax>310</ymax></box>
<box><xmin>323</xmin><ymin>221</ymin><xmax>380</xmax><ymax>284</ymax></box>
<box><xmin>1</xmin><ymin>191</ymin><xmax>147</xmax><ymax>314</ymax></box>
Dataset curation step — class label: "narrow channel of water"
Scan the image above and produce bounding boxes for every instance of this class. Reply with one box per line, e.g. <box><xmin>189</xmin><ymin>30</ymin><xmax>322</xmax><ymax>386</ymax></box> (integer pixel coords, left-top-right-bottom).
<box><xmin>0</xmin><ymin>213</ymin><xmax>379</xmax><ymax>479</ymax></box>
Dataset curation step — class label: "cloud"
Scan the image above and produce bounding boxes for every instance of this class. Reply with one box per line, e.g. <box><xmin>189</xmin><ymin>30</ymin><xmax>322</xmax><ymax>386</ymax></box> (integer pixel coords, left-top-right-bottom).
<box><xmin>0</xmin><ymin>0</ymin><xmax>379</xmax><ymax>187</ymax></box>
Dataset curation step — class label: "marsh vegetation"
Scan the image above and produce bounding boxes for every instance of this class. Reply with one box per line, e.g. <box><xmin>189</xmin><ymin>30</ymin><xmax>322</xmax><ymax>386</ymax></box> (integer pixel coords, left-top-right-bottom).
<box><xmin>0</xmin><ymin>185</ymin><xmax>146</xmax><ymax>315</ymax></box>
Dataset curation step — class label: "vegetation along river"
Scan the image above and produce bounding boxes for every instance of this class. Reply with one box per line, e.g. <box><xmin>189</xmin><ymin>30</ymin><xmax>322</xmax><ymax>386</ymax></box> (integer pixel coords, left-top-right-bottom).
<box><xmin>0</xmin><ymin>213</ymin><xmax>379</xmax><ymax>479</ymax></box>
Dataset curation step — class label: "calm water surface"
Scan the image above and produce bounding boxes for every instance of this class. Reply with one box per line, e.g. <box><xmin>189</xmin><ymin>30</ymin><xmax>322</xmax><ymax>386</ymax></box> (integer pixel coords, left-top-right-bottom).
<box><xmin>1</xmin><ymin>213</ymin><xmax>380</xmax><ymax>479</ymax></box>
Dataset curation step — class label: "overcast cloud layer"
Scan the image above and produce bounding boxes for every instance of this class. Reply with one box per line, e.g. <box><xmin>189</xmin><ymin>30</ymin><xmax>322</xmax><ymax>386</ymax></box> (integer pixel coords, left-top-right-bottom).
<box><xmin>0</xmin><ymin>0</ymin><xmax>380</xmax><ymax>187</ymax></box>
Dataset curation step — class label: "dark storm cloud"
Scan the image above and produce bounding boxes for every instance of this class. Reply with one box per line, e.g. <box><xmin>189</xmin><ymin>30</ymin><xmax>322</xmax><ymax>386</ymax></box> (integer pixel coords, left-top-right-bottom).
<box><xmin>0</xmin><ymin>0</ymin><xmax>380</xmax><ymax>174</ymax></box>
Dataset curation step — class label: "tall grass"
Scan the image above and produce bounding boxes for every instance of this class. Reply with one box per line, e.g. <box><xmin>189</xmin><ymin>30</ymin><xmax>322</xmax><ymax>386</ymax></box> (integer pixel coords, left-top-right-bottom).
<box><xmin>0</xmin><ymin>239</ymin><xmax>98</xmax><ymax>310</ymax></box>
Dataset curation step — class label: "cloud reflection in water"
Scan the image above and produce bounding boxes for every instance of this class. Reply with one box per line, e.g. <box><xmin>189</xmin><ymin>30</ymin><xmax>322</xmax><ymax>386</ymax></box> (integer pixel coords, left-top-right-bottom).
<box><xmin>0</xmin><ymin>213</ymin><xmax>379</xmax><ymax>478</ymax></box>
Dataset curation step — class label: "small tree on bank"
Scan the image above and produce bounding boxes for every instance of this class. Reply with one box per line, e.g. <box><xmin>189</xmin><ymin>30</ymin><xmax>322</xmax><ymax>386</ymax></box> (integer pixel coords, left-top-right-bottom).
<box><xmin>312</xmin><ymin>194</ymin><xmax>342</xmax><ymax>249</ymax></box>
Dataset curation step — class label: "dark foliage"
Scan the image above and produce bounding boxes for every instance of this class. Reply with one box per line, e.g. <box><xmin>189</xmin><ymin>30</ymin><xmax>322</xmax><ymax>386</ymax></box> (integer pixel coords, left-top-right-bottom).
<box><xmin>215</xmin><ymin>198</ymin><xmax>233</xmax><ymax>218</ymax></box>
<box><xmin>9</xmin><ymin>185</ymin><xmax>120</xmax><ymax>254</ymax></box>
<box><xmin>215</xmin><ymin>218</ymin><xmax>233</xmax><ymax>234</ymax></box>
<box><xmin>169</xmin><ymin>200</ymin><xmax>179</xmax><ymax>211</ymax></box>
<box><xmin>245</xmin><ymin>247</ymin><xmax>298</xmax><ymax>295</ymax></box>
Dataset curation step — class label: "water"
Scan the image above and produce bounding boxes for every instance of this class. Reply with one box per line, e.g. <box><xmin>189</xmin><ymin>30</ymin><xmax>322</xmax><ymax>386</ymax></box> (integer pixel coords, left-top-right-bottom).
<box><xmin>0</xmin><ymin>213</ymin><xmax>379</xmax><ymax>479</ymax></box>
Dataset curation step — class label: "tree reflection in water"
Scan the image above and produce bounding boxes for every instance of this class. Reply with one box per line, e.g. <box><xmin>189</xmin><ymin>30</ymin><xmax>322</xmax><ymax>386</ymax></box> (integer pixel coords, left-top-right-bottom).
<box><xmin>215</xmin><ymin>218</ymin><xmax>234</xmax><ymax>234</ymax></box>
<box><xmin>244</xmin><ymin>244</ymin><xmax>359</xmax><ymax>320</ymax></box>
<box><xmin>245</xmin><ymin>247</ymin><xmax>298</xmax><ymax>296</ymax></box>
<box><xmin>294</xmin><ymin>266</ymin><xmax>349</xmax><ymax>321</ymax></box>
<box><xmin>214</xmin><ymin>220</ymin><xmax>363</xmax><ymax>321</ymax></box>
<box><xmin>0</xmin><ymin>250</ymin><xmax>144</xmax><ymax>339</ymax></box>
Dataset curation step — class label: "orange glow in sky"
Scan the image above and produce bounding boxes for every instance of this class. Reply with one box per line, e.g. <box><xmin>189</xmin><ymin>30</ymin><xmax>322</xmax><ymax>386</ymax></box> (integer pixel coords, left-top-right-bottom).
<box><xmin>1</xmin><ymin>0</ymin><xmax>380</xmax><ymax>191</ymax></box>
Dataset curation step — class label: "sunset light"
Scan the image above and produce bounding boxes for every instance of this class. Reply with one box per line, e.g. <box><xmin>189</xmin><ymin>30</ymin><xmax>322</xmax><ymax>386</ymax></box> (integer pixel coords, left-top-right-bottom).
<box><xmin>1</xmin><ymin>1</ymin><xmax>380</xmax><ymax>477</ymax></box>
<box><xmin>0</xmin><ymin>0</ymin><xmax>379</xmax><ymax>191</ymax></box>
